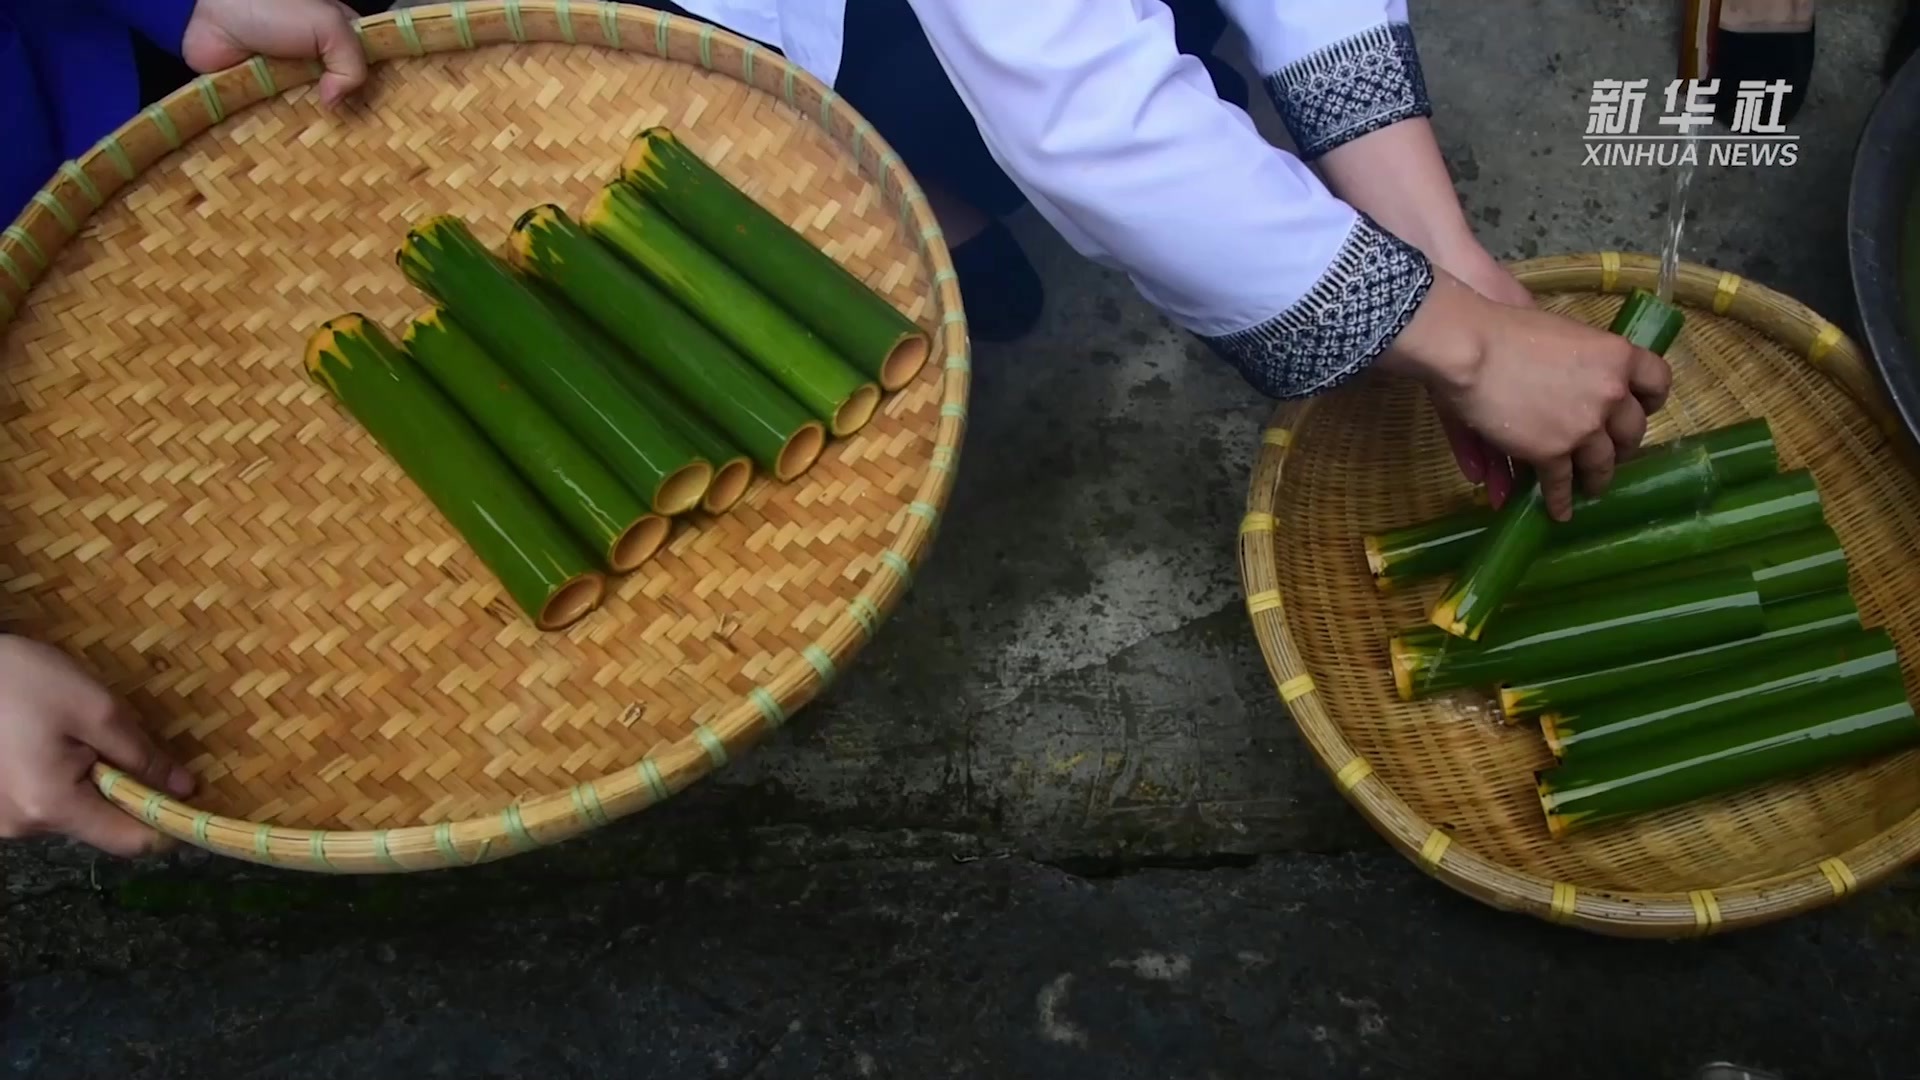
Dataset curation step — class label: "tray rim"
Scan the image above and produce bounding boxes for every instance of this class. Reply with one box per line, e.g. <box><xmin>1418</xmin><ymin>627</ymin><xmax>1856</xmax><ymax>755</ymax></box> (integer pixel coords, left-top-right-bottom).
<box><xmin>0</xmin><ymin>1</ymin><xmax>970</xmax><ymax>872</ymax></box>
<box><xmin>1239</xmin><ymin>251</ymin><xmax>1918</xmax><ymax>939</ymax></box>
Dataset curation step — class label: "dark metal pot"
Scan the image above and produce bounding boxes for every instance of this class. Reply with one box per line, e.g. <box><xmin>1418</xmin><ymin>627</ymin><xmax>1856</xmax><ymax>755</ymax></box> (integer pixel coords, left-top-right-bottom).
<box><xmin>1848</xmin><ymin>48</ymin><xmax>1920</xmax><ymax>449</ymax></box>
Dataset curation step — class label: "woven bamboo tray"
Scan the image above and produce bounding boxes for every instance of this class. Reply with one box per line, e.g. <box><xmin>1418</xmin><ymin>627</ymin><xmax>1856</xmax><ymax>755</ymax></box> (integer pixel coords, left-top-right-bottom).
<box><xmin>1242</xmin><ymin>253</ymin><xmax>1920</xmax><ymax>938</ymax></box>
<box><xmin>0</xmin><ymin>2</ymin><xmax>967</xmax><ymax>872</ymax></box>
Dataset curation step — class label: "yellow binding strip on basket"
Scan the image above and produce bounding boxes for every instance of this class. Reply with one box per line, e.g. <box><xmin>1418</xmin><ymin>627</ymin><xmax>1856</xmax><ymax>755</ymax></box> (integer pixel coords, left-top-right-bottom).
<box><xmin>1809</xmin><ymin>323</ymin><xmax>1842</xmax><ymax>364</ymax></box>
<box><xmin>1819</xmin><ymin>857</ymin><xmax>1858</xmax><ymax>897</ymax></box>
<box><xmin>1278</xmin><ymin>673</ymin><xmax>1315</xmax><ymax>702</ymax></box>
<box><xmin>1689</xmin><ymin>889</ymin><xmax>1723</xmax><ymax>934</ymax></box>
<box><xmin>1246</xmin><ymin>589</ymin><xmax>1282</xmax><ymax>616</ymax></box>
<box><xmin>1418</xmin><ymin>829</ymin><xmax>1451</xmax><ymax>869</ymax></box>
<box><xmin>1713</xmin><ymin>272</ymin><xmax>1740</xmax><ymax>314</ymax></box>
<box><xmin>1262</xmin><ymin>428</ymin><xmax>1293</xmax><ymax>449</ymax></box>
<box><xmin>1550</xmin><ymin>882</ymin><xmax>1578</xmax><ymax>923</ymax></box>
<box><xmin>1241</xmin><ymin>511</ymin><xmax>1275</xmax><ymax>535</ymax></box>
<box><xmin>1600</xmin><ymin>251</ymin><xmax>1621</xmax><ymax>292</ymax></box>
<box><xmin>1333</xmin><ymin>757</ymin><xmax>1372</xmax><ymax>791</ymax></box>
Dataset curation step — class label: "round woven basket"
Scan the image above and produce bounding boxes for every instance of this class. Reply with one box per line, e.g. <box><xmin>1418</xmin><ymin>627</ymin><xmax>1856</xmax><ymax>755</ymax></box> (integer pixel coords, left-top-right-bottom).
<box><xmin>0</xmin><ymin>2</ymin><xmax>967</xmax><ymax>872</ymax></box>
<box><xmin>1241</xmin><ymin>252</ymin><xmax>1920</xmax><ymax>938</ymax></box>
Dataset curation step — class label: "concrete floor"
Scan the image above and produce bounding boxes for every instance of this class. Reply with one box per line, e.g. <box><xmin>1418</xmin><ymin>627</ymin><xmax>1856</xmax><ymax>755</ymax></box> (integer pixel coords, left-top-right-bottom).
<box><xmin>8</xmin><ymin>1</ymin><xmax>1920</xmax><ymax>1077</ymax></box>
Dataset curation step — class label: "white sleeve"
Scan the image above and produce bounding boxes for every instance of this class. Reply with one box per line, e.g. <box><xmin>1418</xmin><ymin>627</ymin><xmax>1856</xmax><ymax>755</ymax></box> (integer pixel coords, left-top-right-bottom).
<box><xmin>901</xmin><ymin>0</ymin><xmax>1433</xmax><ymax>400</ymax></box>
<box><xmin>1216</xmin><ymin>0</ymin><xmax>1434</xmax><ymax>160</ymax></box>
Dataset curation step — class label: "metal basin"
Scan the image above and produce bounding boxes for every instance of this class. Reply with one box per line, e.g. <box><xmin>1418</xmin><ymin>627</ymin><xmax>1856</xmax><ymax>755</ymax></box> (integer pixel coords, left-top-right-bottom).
<box><xmin>1849</xmin><ymin>50</ymin><xmax>1920</xmax><ymax>449</ymax></box>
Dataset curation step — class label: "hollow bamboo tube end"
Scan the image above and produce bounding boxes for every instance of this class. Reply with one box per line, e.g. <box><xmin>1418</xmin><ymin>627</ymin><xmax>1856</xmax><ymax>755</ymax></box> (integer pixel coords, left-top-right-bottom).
<box><xmin>654</xmin><ymin>461</ymin><xmax>714</xmax><ymax>517</ymax></box>
<box><xmin>1389</xmin><ymin>637</ymin><xmax>1416</xmax><ymax>701</ymax></box>
<box><xmin>776</xmin><ymin>423</ymin><xmax>828</xmax><ymax>481</ymax></box>
<box><xmin>702</xmin><ymin>458</ymin><xmax>754</xmax><ymax>515</ymax></box>
<box><xmin>538</xmin><ymin>572</ymin><xmax>607</xmax><ymax>632</ymax></box>
<box><xmin>880</xmin><ymin>333</ymin><xmax>931</xmax><ymax>391</ymax></box>
<box><xmin>1496</xmin><ymin>685</ymin><xmax>1526</xmax><ymax>723</ymax></box>
<box><xmin>1362</xmin><ymin>534</ymin><xmax>1387</xmax><ymax>577</ymax></box>
<box><xmin>831</xmin><ymin>384</ymin><xmax>883</xmax><ymax>437</ymax></box>
<box><xmin>1539</xmin><ymin>712</ymin><xmax>1568</xmax><ymax>760</ymax></box>
<box><xmin>1427</xmin><ymin>592</ymin><xmax>1470</xmax><ymax>639</ymax></box>
<box><xmin>609</xmin><ymin>514</ymin><xmax>672</xmax><ymax>573</ymax></box>
<box><xmin>1536</xmin><ymin>777</ymin><xmax>1573</xmax><ymax>840</ymax></box>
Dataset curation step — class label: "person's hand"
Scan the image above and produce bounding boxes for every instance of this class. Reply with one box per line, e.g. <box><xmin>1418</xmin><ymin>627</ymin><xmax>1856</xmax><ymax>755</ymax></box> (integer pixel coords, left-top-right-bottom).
<box><xmin>0</xmin><ymin>636</ymin><xmax>194</xmax><ymax>857</ymax></box>
<box><xmin>1426</xmin><ymin>242</ymin><xmax>1536</xmax><ymax>508</ymax></box>
<box><xmin>182</xmin><ymin>0</ymin><xmax>369</xmax><ymax>108</ymax></box>
<box><xmin>1381</xmin><ymin>272</ymin><xmax>1672</xmax><ymax>521</ymax></box>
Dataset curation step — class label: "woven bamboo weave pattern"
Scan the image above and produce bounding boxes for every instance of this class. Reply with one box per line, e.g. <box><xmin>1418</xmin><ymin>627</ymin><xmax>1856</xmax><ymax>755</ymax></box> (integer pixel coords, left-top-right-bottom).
<box><xmin>0</xmin><ymin>4</ymin><xmax>967</xmax><ymax>871</ymax></box>
<box><xmin>1242</xmin><ymin>253</ymin><xmax>1920</xmax><ymax>937</ymax></box>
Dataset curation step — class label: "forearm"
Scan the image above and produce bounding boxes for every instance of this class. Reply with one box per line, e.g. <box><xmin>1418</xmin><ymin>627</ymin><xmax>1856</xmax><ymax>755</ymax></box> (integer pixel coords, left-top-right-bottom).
<box><xmin>1312</xmin><ymin>118</ymin><xmax>1478</xmax><ymax>263</ymax></box>
<box><xmin>903</xmin><ymin>0</ymin><xmax>1433</xmax><ymax>399</ymax></box>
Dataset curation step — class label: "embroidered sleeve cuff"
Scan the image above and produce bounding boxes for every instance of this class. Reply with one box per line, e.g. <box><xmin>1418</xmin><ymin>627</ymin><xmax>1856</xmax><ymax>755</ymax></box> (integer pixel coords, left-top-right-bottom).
<box><xmin>1264</xmin><ymin>22</ymin><xmax>1433</xmax><ymax>161</ymax></box>
<box><xmin>1199</xmin><ymin>214</ymin><xmax>1433</xmax><ymax>400</ymax></box>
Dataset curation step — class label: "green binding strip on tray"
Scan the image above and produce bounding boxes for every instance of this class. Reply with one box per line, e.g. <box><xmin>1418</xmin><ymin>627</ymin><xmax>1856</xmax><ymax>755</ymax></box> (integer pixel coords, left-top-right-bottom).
<box><xmin>144</xmin><ymin>103</ymin><xmax>180</xmax><ymax>149</ymax></box>
<box><xmin>572</xmin><ymin>782</ymin><xmax>610</xmax><ymax>828</ymax></box>
<box><xmin>655</xmin><ymin>9</ymin><xmax>670</xmax><ymax>55</ymax></box>
<box><xmin>743</xmin><ymin>41</ymin><xmax>757</xmax><ymax>83</ymax></box>
<box><xmin>249</xmin><ymin>56</ymin><xmax>278</xmax><ymax>96</ymax></box>
<box><xmin>907</xmin><ymin>501</ymin><xmax>938</xmax><ymax>524</ymax></box>
<box><xmin>395</xmin><ymin>8</ymin><xmax>424</xmax><ymax>55</ymax></box>
<box><xmin>309</xmin><ymin>832</ymin><xmax>333</xmax><ymax>869</ymax></box>
<box><xmin>849</xmin><ymin>596</ymin><xmax>880</xmax><ymax>637</ymax></box>
<box><xmin>820</xmin><ymin>88</ymin><xmax>837</xmax><ymax>129</ymax></box>
<box><xmin>96</xmin><ymin>134</ymin><xmax>135</xmax><ymax>180</ymax></box>
<box><xmin>946</xmin><ymin>352</ymin><xmax>970</xmax><ymax>373</ymax></box>
<box><xmin>60</xmin><ymin>161</ymin><xmax>100</xmax><ymax>208</ymax></box>
<box><xmin>803</xmin><ymin>644</ymin><xmax>837</xmax><ymax>686</ymax></box>
<box><xmin>195</xmin><ymin>75</ymin><xmax>225</xmax><ymax>124</ymax></box>
<box><xmin>254</xmin><ymin>824</ymin><xmax>273</xmax><ymax>861</ymax></box>
<box><xmin>599</xmin><ymin>1</ymin><xmax>620</xmax><ymax>46</ymax></box>
<box><xmin>783</xmin><ymin>64</ymin><xmax>797</xmax><ymax>106</ymax></box>
<box><xmin>434</xmin><ymin>823</ymin><xmax>459</xmax><ymax>864</ymax></box>
<box><xmin>698</xmin><ymin>22</ymin><xmax>713</xmax><ymax>67</ymax></box>
<box><xmin>0</xmin><ymin>250</ymin><xmax>27</xmax><ymax>290</ymax></box>
<box><xmin>452</xmin><ymin>1</ymin><xmax>476</xmax><ymax>49</ymax></box>
<box><xmin>640</xmin><ymin>759</ymin><xmax>671</xmax><ymax>803</ymax></box>
<box><xmin>694</xmin><ymin>726</ymin><xmax>729</xmax><ymax>767</ymax></box>
<box><xmin>505</xmin><ymin>0</ymin><xmax>526</xmax><ymax>42</ymax></box>
<box><xmin>931</xmin><ymin>446</ymin><xmax>957</xmax><ymax>473</ymax></box>
<box><xmin>751</xmin><ymin>687</ymin><xmax>787</xmax><ymax>728</ymax></box>
<box><xmin>880</xmin><ymin>549</ymin><xmax>913</xmax><ymax>585</ymax></box>
<box><xmin>941</xmin><ymin>402</ymin><xmax>966</xmax><ymax>421</ymax></box>
<box><xmin>33</xmin><ymin>191</ymin><xmax>75</xmax><ymax>233</ymax></box>
<box><xmin>852</xmin><ymin>120</ymin><xmax>870</xmax><ymax>161</ymax></box>
<box><xmin>502</xmin><ymin>804</ymin><xmax>535</xmax><ymax>849</ymax></box>
<box><xmin>373</xmin><ymin>830</ymin><xmax>401</xmax><ymax>869</ymax></box>
<box><xmin>555</xmin><ymin>0</ymin><xmax>576</xmax><ymax>44</ymax></box>
<box><xmin>192</xmin><ymin>812</ymin><xmax>213</xmax><ymax>845</ymax></box>
<box><xmin>4</xmin><ymin>226</ymin><xmax>45</xmax><ymax>271</ymax></box>
<box><xmin>141</xmin><ymin>792</ymin><xmax>164</xmax><ymax>825</ymax></box>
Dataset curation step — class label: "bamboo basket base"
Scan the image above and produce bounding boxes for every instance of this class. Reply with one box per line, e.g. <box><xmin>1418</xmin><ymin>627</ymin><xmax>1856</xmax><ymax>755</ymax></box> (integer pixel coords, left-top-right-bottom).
<box><xmin>0</xmin><ymin>4</ymin><xmax>968</xmax><ymax>871</ymax></box>
<box><xmin>1242</xmin><ymin>253</ymin><xmax>1920</xmax><ymax>936</ymax></box>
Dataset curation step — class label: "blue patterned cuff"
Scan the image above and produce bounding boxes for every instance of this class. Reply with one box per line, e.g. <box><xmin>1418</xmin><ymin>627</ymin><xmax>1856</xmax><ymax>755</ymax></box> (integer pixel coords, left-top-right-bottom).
<box><xmin>1264</xmin><ymin>22</ymin><xmax>1433</xmax><ymax>161</ymax></box>
<box><xmin>1200</xmin><ymin>214</ymin><xmax>1433</xmax><ymax>400</ymax></box>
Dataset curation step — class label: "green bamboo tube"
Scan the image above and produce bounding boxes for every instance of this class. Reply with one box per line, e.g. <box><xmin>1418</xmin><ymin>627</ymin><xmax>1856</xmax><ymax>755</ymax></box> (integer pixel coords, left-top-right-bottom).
<box><xmin>1499</xmin><ymin>588</ymin><xmax>1861</xmax><ymax>721</ymax></box>
<box><xmin>400</xmin><ymin>309</ymin><xmax>670</xmax><ymax>571</ymax></box>
<box><xmin>524</xmin><ymin>284</ymin><xmax>760</xmax><ymax>514</ymax></box>
<box><xmin>304</xmin><ymin>315</ymin><xmax>605</xmax><ymax>631</ymax></box>
<box><xmin>396</xmin><ymin>215</ymin><xmax>712</xmax><ymax>517</ymax></box>
<box><xmin>1363</xmin><ymin>505</ymin><xmax>1495</xmax><ymax>590</ymax></box>
<box><xmin>1521</xmin><ymin>525</ymin><xmax>1847</xmax><ymax>609</ymax></box>
<box><xmin>622</xmin><ymin>127</ymin><xmax>932</xmax><ymax>391</ymax></box>
<box><xmin>1427</xmin><ymin>442</ymin><xmax>1715</xmax><ymax>640</ymax></box>
<box><xmin>1366</xmin><ymin>419</ymin><xmax>1777</xmax><ymax>590</ymax></box>
<box><xmin>1513</xmin><ymin>470</ymin><xmax>1823</xmax><ymax>594</ymax></box>
<box><xmin>1538</xmin><ymin>673</ymin><xmax>1919</xmax><ymax>838</ymax></box>
<box><xmin>584</xmin><ymin>183</ymin><xmax>881</xmax><ymax>437</ymax></box>
<box><xmin>1392</xmin><ymin>570</ymin><xmax>1764</xmax><ymax>700</ymax></box>
<box><xmin>507</xmin><ymin>205</ymin><xmax>824</xmax><ymax>487</ymax></box>
<box><xmin>1665</xmin><ymin>416</ymin><xmax>1778</xmax><ymax>486</ymax></box>
<box><xmin>1540</xmin><ymin>629</ymin><xmax>1900</xmax><ymax>761</ymax></box>
<box><xmin>1427</xmin><ymin>290</ymin><xmax>1691</xmax><ymax>640</ymax></box>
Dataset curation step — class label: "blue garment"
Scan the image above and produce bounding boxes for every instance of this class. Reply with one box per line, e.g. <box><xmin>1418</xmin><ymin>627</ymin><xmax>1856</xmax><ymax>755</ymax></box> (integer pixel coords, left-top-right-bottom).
<box><xmin>1</xmin><ymin>0</ymin><xmax>195</xmax><ymax>224</ymax></box>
